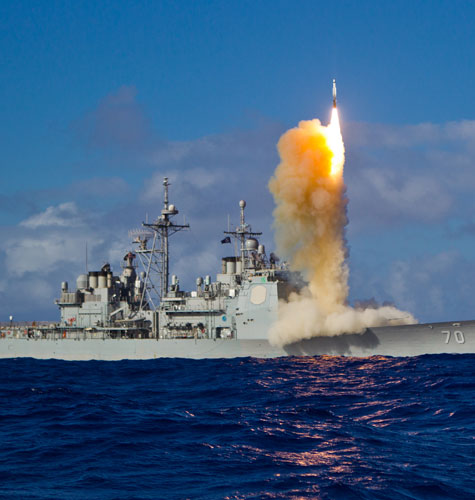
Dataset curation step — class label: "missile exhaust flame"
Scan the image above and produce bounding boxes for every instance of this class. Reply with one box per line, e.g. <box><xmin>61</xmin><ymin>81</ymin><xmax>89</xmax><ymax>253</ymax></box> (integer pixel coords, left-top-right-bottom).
<box><xmin>327</xmin><ymin>107</ymin><xmax>344</xmax><ymax>177</ymax></box>
<box><xmin>268</xmin><ymin>81</ymin><xmax>416</xmax><ymax>347</ymax></box>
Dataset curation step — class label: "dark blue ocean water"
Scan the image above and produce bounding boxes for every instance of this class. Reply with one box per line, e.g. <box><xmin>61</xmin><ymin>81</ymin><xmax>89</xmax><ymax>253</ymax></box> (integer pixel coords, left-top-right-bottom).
<box><xmin>0</xmin><ymin>355</ymin><xmax>473</xmax><ymax>500</ymax></box>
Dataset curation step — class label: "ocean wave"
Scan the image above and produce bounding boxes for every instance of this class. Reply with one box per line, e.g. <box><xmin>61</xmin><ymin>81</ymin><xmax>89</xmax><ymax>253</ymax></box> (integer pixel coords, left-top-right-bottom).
<box><xmin>0</xmin><ymin>355</ymin><xmax>473</xmax><ymax>499</ymax></box>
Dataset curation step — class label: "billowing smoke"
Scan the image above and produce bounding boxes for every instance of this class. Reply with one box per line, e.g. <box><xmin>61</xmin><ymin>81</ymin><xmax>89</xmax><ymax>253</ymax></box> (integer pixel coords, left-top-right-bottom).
<box><xmin>268</xmin><ymin>111</ymin><xmax>416</xmax><ymax>347</ymax></box>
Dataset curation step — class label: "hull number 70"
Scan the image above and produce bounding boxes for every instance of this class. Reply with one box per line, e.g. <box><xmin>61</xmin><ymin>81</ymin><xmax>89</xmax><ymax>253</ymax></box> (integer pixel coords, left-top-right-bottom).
<box><xmin>441</xmin><ymin>330</ymin><xmax>465</xmax><ymax>344</ymax></box>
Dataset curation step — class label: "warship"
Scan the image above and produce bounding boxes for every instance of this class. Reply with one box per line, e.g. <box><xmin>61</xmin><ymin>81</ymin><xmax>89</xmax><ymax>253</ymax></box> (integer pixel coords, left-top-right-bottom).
<box><xmin>0</xmin><ymin>178</ymin><xmax>474</xmax><ymax>360</ymax></box>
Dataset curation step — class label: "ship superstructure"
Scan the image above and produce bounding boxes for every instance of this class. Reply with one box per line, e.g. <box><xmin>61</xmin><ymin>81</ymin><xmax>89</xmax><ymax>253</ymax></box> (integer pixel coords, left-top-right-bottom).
<box><xmin>51</xmin><ymin>178</ymin><xmax>302</xmax><ymax>342</ymax></box>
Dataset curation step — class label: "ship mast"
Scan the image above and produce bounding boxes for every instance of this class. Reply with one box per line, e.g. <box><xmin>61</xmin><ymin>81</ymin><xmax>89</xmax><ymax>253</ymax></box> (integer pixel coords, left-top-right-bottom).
<box><xmin>224</xmin><ymin>200</ymin><xmax>262</xmax><ymax>274</ymax></box>
<box><xmin>140</xmin><ymin>177</ymin><xmax>189</xmax><ymax>301</ymax></box>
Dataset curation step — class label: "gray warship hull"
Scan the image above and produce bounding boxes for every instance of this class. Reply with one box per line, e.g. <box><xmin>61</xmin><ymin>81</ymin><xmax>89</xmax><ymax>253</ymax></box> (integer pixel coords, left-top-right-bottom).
<box><xmin>0</xmin><ymin>320</ymin><xmax>473</xmax><ymax>360</ymax></box>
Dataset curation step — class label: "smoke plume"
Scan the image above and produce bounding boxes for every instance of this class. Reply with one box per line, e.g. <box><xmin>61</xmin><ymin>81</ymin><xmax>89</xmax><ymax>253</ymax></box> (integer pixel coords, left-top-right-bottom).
<box><xmin>268</xmin><ymin>111</ymin><xmax>416</xmax><ymax>347</ymax></box>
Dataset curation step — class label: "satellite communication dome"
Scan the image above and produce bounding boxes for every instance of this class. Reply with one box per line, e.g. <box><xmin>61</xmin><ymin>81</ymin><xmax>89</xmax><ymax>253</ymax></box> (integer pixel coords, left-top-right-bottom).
<box><xmin>239</xmin><ymin>200</ymin><xmax>246</xmax><ymax>209</ymax></box>
<box><xmin>246</xmin><ymin>238</ymin><xmax>258</xmax><ymax>250</ymax></box>
<box><xmin>76</xmin><ymin>274</ymin><xmax>88</xmax><ymax>290</ymax></box>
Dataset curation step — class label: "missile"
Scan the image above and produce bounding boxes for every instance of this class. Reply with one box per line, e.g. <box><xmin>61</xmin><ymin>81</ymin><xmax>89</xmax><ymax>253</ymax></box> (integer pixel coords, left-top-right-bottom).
<box><xmin>332</xmin><ymin>79</ymin><xmax>337</xmax><ymax>108</ymax></box>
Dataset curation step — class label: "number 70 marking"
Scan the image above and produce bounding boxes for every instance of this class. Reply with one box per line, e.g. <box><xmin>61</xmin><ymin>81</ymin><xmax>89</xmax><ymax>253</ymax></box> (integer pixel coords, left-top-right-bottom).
<box><xmin>441</xmin><ymin>330</ymin><xmax>465</xmax><ymax>344</ymax></box>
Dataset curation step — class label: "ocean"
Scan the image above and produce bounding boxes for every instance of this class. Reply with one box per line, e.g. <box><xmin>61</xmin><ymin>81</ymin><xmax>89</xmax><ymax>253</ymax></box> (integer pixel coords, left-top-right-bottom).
<box><xmin>0</xmin><ymin>355</ymin><xmax>473</xmax><ymax>499</ymax></box>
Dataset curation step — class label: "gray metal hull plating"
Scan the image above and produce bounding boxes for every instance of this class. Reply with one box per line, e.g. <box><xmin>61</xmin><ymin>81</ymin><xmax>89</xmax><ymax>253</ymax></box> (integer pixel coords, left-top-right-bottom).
<box><xmin>0</xmin><ymin>320</ymin><xmax>473</xmax><ymax>360</ymax></box>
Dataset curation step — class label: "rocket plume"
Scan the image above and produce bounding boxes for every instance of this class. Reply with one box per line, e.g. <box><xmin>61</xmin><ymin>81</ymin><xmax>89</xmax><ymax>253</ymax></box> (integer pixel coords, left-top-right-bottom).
<box><xmin>268</xmin><ymin>104</ymin><xmax>416</xmax><ymax>347</ymax></box>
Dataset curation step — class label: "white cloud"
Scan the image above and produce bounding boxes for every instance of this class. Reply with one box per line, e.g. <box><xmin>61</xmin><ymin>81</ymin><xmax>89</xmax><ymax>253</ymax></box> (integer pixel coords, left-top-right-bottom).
<box><xmin>350</xmin><ymin>168</ymin><xmax>452</xmax><ymax>223</ymax></box>
<box><xmin>172</xmin><ymin>247</ymin><xmax>221</xmax><ymax>285</ymax></box>
<box><xmin>20</xmin><ymin>202</ymin><xmax>83</xmax><ymax>229</ymax></box>
<box><xmin>344</xmin><ymin>119</ymin><xmax>475</xmax><ymax>229</ymax></box>
<box><xmin>4</xmin><ymin>233</ymin><xmax>104</xmax><ymax>277</ymax></box>
<box><xmin>147</xmin><ymin>123</ymin><xmax>281</xmax><ymax>170</ymax></box>
<box><xmin>445</xmin><ymin>120</ymin><xmax>475</xmax><ymax>144</ymax></box>
<box><xmin>386</xmin><ymin>251</ymin><xmax>468</xmax><ymax>321</ymax></box>
<box><xmin>143</xmin><ymin>167</ymin><xmax>224</xmax><ymax>203</ymax></box>
<box><xmin>345</xmin><ymin>120</ymin><xmax>475</xmax><ymax>149</ymax></box>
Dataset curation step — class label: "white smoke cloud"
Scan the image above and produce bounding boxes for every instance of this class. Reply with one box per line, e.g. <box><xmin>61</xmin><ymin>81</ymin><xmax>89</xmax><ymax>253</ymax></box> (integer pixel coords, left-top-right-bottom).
<box><xmin>267</xmin><ymin>116</ymin><xmax>417</xmax><ymax>347</ymax></box>
<box><xmin>269</xmin><ymin>289</ymin><xmax>416</xmax><ymax>347</ymax></box>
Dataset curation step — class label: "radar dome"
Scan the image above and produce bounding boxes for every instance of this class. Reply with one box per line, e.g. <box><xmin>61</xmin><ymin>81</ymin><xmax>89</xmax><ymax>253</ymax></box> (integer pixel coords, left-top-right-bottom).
<box><xmin>239</xmin><ymin>200</ymin><xmax>246</xmax><ymax>209</ymax></box>
<box><xmin>246</xmin><ymin>238</ymin><xmax>258</xmax><ymax>250</ymax></box>
<box><xmin>76</xmin><ymin>274</ymin><xmax>88</xmax><ymax>290</ymax></box>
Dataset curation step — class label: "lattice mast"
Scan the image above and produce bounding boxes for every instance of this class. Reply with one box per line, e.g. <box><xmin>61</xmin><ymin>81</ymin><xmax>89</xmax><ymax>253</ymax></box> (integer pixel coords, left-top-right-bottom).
<box><xmin>130</xmin><ymin>177</ymin><xmax>189</xmax><ymax>307</ymax></box>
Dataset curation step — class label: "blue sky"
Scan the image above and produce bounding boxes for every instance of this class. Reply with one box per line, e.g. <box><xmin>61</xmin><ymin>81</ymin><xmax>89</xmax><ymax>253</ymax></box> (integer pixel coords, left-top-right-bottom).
<box><xmin>1</xmin><ymin>0</ymin><xmax>475</xmax><ymax>321</ymax></box>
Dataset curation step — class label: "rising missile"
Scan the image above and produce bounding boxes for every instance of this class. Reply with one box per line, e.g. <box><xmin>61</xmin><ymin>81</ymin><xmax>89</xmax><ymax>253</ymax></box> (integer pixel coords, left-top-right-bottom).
<box><xmin>332</xmin><ymin>79</ymin><xmax>337</xmax><ymax>108</ymax></box>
